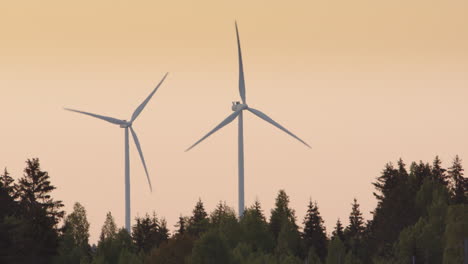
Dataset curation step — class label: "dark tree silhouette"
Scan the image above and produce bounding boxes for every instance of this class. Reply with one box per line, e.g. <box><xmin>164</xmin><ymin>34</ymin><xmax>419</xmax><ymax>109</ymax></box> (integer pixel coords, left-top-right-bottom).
<box><xmin>331</xmin><ymin>218</ymin><xmax>345</xmax><ymax>241</ymax></box>
<box><xmin>132</xmin><ymin>213</ymin><xmax>169</xmax><ymax>254</ymax></box>
<box><xmin>447</xmin><ymin>155</ymin><xmax>467</xmax><ymax>204</ymax></box>
<box><xmin>431</xmin><ymin>156</ymin><xmax>448</xmax><ymax>185</ymax></box>
<box><xmin>187</xmin><ymin>198</ymin><xmax>209</xmax><ymax>237</ymax></box>
<box><xmin>302</xmin><ymin>200</ymin><xmax>327</xmax><ymax>262</ymax></box>
<box><xmin>240</xmin><ymin>200</ymin><xmax>274</xmax><ymax>253</ymax></box>
<box><xmin>269</xmin><ymin>190</ymin><xmax>297</xmax><ymax>240</ymax></box>
<box><xmin>345</xmin><ymin>198</ymin><xmax>365</xmax><ymax>240</ymax></box>
<box><xmin>13</xmin><ymin>158</ymin><xmax>64</xmax><ymax>264</ymax></box>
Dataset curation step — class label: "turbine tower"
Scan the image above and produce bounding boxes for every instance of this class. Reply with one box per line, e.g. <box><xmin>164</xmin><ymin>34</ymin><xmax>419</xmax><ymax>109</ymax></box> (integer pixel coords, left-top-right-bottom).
<box><xmin>186</xmin><ymin>23</ymin><xmax>310</xmax><ymax>217</ymax></box>
<box><xmin>65</xmin><ymin>73</ymin><xmax>168</xmax><ymax>232</ymax></box>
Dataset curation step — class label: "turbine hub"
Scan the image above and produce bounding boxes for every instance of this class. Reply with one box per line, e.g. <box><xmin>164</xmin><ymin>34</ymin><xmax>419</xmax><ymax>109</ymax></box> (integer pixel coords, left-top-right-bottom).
<box><xmin>120</xmin><ymin>121</ymin><xmax>131</xmax><ymax>128</ymax></box>
<box><xmin>232</xmin><ymin>101</ymin><xmax>248</xmax><ymax>111</ymax></box>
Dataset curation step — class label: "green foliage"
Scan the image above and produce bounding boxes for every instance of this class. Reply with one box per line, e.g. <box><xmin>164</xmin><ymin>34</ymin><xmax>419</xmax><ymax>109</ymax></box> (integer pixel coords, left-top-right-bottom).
<box><xmin>306</xmin><ymin>247</ymin><xmax>322</xmax><ymax>264</ymax></box>
<box><xmin>442</xmin><ymin>204</ymin><xmax>468</xmax><ymax>264</ymax></box>
<box><xmin>94</xmin><ymin>214</ymin><xmax>138</xmax><ymax>264</ymax></box>
<box><xmin>132</xmin><ymin>213</ymin><xmax>169</xmax><ymax>254</ymax></box>
<box><xmin>393</xmin><ymin>180</ymin><xmax>450</xmax><ymax>264</ymax></box>
<box><xmin>187</xmin><ymin>199</ymin><xmax>209</xmax><ymax>238</ymax></box>
<box><xmin>210</xmin><ymin>201</ymin><xmax>241</xmax><ymax>247</ymax></box>
<box><xmin>447</xmin><ymin>155</ymin><xmax>467</xmax><ymax>204</ymax></box>
<box><xmin>53</xmin><ymin>202</ymin><xmax>91</xmax><ymax>264</ymax></box>
<box><xmin>370</xmin><ymin>159</ymin><xmax>420</xmax><ymax>258</ymax></box>
<box><xmin>100</xmin><ymin>212</ymin><xmax>117</xmax><ymax>242</ymax></box>
<box><xmin>344</xmin><ymin>251</ymin><xmax>362</xmax><ymax>264</ymax></box>
<box><xmin>189</xmin><ymin>230</ymin><xmax>233</xmax><ymax>264</ymax></box>
<box><xmin>276</xmin><ymin>217</ymin><xmax>302</xmax><ymax>258</ymax></box>
<box><xmin>240</xmin><ymin>200</ymin><xmax>275</xmax><ymax>253</ymax></box>
<box><xmin>145</xmin><ymin>234</ymin><xmax>194</xmax><ymax>264</ymax></box>
<box><xmin>326</xmin><ymin>238</ymin><xmax>345</xmax><ymax>264</ymax></box>
<box><xmin>270</xmin><ymin>190</ymin><xmax>297</xmax><ymax>240</ymax></box>
<box><xmin>1</xmin><ymin>156</ymin><xmax>466</xmax><ymax>264</ymax></box>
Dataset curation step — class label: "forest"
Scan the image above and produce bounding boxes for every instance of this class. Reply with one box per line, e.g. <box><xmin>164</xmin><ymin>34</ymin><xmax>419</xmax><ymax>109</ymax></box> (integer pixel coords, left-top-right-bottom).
<box><xmin>0</xmin><ymin>156</ymin><xmax>467</xmax><ymax>264</ymax></box>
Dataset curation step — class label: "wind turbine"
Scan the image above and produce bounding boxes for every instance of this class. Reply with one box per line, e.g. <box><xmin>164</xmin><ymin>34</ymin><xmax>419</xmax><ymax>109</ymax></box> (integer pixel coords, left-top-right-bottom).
<box><xmin>65</xmin><ymin>73</ymin><xmax>168</xmax><ymax>232</ymax></box>
<box><xmin>186</xmin><ymin>23</ymin><xmax>310</xmax><ymax>217</ymax></box>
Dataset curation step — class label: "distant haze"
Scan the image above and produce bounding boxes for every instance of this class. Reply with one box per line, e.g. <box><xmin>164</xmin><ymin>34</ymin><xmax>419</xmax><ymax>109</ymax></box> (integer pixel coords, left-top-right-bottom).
<box><xmin>1</xmin><ymin>0</ymin><xmax>467</xmax><ymax>243</ymax></box>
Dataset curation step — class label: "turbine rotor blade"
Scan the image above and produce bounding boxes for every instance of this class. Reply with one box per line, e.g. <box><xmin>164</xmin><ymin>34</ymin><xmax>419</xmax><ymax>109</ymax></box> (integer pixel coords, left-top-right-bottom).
<box><xmin>64</xmin><ymin>108</ymin><xmax>126</xmax><ymax>125</ymax></box>
<box><xmin>235</xmin><ymin>22</ymin><xmax>246</xmax><ymax>104</ymax></box>
<box><xmin>130</xmin><ymin>72</ymin><xmax>169</xmax><ymax>123</ymax></box>
<box><xmin>129</xmin><ymin>127</ymin><xmax>153</xmax><ymax>192</ymax></box>
<box><xmin>186</xmin><ymin>110</ymin><xmax>241</xmax><ymax>152</ymax></box>
<box><xmin>247</xmin><ymin>107</ymin><xmax>311</xmax><ymax>148</ymax></box>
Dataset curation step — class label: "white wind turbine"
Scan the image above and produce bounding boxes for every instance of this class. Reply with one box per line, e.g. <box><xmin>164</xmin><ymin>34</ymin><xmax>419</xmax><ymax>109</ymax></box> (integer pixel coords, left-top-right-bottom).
<box><xmin>65</xmin><ymin>73</ymin><xmax>168</xmax><ymax>232</ymax></box>
<box><xmin>186</xmin><ymin>23</ymin><xmax>310</xmax><ymax>217</ymax></box>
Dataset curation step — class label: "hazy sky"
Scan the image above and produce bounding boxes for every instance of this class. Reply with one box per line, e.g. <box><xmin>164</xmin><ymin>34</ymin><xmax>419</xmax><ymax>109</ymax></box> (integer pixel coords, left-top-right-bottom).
<box><xmin>1</xmin><ymin>0</ymin><xmax>467</xmax><ymax>243</ymax></box>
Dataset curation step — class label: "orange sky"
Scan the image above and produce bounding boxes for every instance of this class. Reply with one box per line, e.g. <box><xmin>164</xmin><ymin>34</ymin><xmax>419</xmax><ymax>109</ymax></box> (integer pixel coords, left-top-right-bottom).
<box><xmin>1</xmin><ymin>0</ymin><xmax>467</xmax><ymax>243</ymax></box>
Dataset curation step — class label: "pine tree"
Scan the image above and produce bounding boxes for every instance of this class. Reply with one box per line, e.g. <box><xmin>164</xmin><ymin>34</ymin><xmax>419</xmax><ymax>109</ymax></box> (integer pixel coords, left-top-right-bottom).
<box><xmin>187</xmin><ymin>198</ymin><xmax>209</xmax><ymax>237</ymax></box>
<box><xmin>332</xmin><ymin>218</ymin><xmax>344</xmax><ymax>241</ymax></box>
<box><xmin>302</xmin><ymin>200</ymin><xmax>328</xmax><ymax>262</ymax></box>
<box><xmin>447</xmin><ymin>155</ymin><xmax>467</xmax><ymax>204</ymax></box>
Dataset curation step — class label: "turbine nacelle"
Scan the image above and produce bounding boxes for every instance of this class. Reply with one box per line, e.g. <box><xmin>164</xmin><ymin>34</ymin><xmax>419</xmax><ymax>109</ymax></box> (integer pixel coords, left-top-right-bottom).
<box><xmin>120</xmin><ymin>121</ymin><xmax>131</xmax><ymax>128</ymax></box>
<box><xmin>232</xmin><ymin>101</ymin><xmax>248</xmax><ymax>111</ymax></box>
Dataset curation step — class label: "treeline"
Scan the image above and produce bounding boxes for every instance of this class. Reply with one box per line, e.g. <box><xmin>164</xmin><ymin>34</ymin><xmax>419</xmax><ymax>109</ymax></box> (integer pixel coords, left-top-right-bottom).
<box><xmin>0</xmin><ymin>156</ymin><xmax>467</xmax><ymax>264</ymax></box>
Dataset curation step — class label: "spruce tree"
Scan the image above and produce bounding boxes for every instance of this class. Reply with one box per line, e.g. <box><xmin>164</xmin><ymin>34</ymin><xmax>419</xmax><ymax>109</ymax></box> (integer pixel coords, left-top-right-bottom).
<box><xmin>370</xmin><ymin>159</ymin><xmax>417</xmax><ymax>258</ymax></box>
<box><xmin>447</xmin><ymin>155</ymin><xmax>467</xmax><ymax>204</ymax></box>
<box><xmin>15</xmin><ymin>158</ymin><xmax>64</xmax><ymax>263</ymax></box>
<box><xmin>17</xmin><ymin>158</ymin><xmax>64</xmax><ymax>225</ymax></box>
<box><xmin>240</xmin><ymin>200</ymin><xmax>274</xmax><ymax>253</ymax></box>
<box><xmin>187</xmin><ymin>198</ymin><xmax>209</xmax><ymax>237</ymax></box>
<box><xmin>175</xmin><ymin>215</ymin><xmax>188</xmax><ymax>236</ymax></box>
<box><xmin>0</xmin><ymin>168</ymin><xmax>16</xmax><ymax>218</ymax></box>
<box><xmin>431</xmin><ymin>156</ymin><xmax>448</xmax><ymax>185</ymax></box>
<box><xmin>269</xmin><ymin>190</ymin><xmax>297</xmax><ymax>240</ymax></box>
<box><xmin>410</xmin><ymin>161</ymin><xmax>432</xmax><ymax>187</ymax></box>
<box><xmin>0</xmin><ymin>168</ymin><xmax>15</xmax><ymax>198</ymax></box>
<box><xmin>132</xmin><ymin>213</ymin><xmax>164</xmax><ymax>254</ymax></box>
<box><xmin>209</xmin><ymin>201</ymin><xmax>240</xmax><ymax>247</ymax></box>
<box><xmin>331</xmin><ymin>218</ymin><xmax>344</xmax><ymax>241</ymax></box>
<box><xmin>345</xmin><ymin>198</ymin><xmax>365</xmax><ymax>240</ymax></box>
<box><xmin>302</xmin><ymin>200</ymin><xmax>328</xmax><ymax>262</ymax></box>
<box><xmin>210</xmin><ymin>201</ymin><xmax>236</xmax><ymax>227</ymax></box>
<box><xmin>326</xmin><ymin>237</ymin><xmax>345</xmax><ymax>264</ymax></box>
